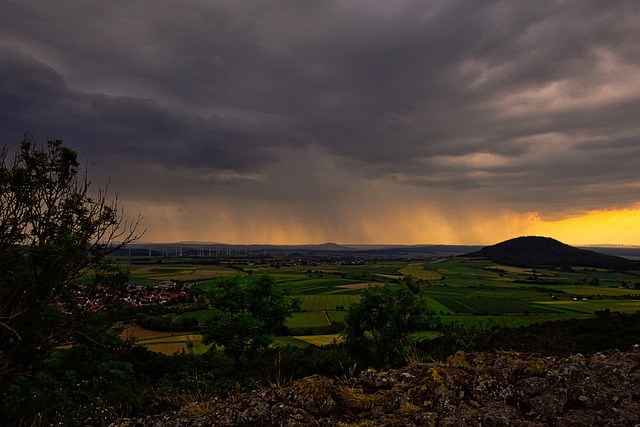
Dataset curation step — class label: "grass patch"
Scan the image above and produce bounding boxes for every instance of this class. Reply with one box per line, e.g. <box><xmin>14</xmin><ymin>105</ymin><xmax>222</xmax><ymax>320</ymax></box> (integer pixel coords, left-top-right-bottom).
<box><xmin>140</xmin><ymin>342</ymin><xmax>187</xmax><ymax>355</ymax></box>
<box><xmin>326</xmin><ymin>310</ymin><xmax>348</xmax><ymax>323</ymax></box>
<box><xmin>295</xmin><ymin>334</ymin><xmax>343</xmax><ymax>346</ymax></box>
<box><xmin>120</xmin><ymin>323</ymin><xmax>175</xmax><ymax>341</ymax></box>
<box><xmin>537</xmin><ymin>299</ymin><xmax>640</xmax><ymax>314</ymax></box>
<box><xmin>175</xmin><ymin>309</ymin><xmax>212</xmax><ymax>323</ymax></box>
<box><xmin>399</xmin><ymin>262</ymin><xmax>443</xmax><ymax>280</ymax></box>
<box><xmin>552</xmin><ymin>285</ymin><xmax>640</xmax><ymax>296</ymax></box>
<box><xmin>298</xmin><ymin>294</ymin><xmax>360</xmax><ymax>311</ymax></box>
<box><xmin>288</xmin><ymin>311</ymin><xmax>331</xmax><ymax>329</ymax></box>
<box><xmin>273</xmin><ymin>336</ymin><xmax>312</xmax><ymax>347</ymax></box>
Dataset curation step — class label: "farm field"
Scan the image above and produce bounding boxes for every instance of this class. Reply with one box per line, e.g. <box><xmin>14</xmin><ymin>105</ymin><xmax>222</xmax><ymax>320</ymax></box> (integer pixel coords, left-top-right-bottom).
<box><xmin>121</xmin><ymin>323</ymin><xmax>210</xmax><ymax>355</ymax></box>
<box><xmin>125</xmin><ymin>263</ymin><xmax>240</xmax><ymax>286</ymax></box>
<box><xmin>288</xmin><ymin>311</ymin><xmax>331</xmax><ymax>331</ymax></box>
<box><xmin>121</xmin><ymin>255</ymin><xmax>640</xmax><ymax>353</ymax></box>
<box><xmin>297</xmin><ymin>294</ymin><xmax>360</xmax><ymax>311</ymax></box>
<box><xmin>420</xmin><ymin>258</ymin><xmax>640</xmax><ymax>314</ymax></box>
<box><xmin>292</xmin><ymin>334</ymin><xmax>342</xmax><ymax>346</ymax></box>
<box><xmin>399</xmin><ymin>262</ymin><xmax>443</xmax><ymax>280</ymax></box>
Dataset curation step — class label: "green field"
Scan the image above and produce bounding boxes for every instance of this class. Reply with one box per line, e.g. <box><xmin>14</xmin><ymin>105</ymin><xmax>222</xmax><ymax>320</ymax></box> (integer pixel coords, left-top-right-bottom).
<box><xmin>288</xmin><ymin>311</ymin><xmax>331</xmax><ymax>328</ymax></box>
<box><xmin>297</xmin><ymin>294</ymin><xmax>360</xmax><ymax>311</ymax></box>
<box><xmin>293</xmin><ymin>334</ymin><xmax>342</xmax><ymax>346</ymax></box>
<box><xmin>127</xmin><ymin>263</ymin><xmax>241</xmax><ymax>286</ymax></box>
<box><xmin>122</xmin><ymin>255</ymin><xmax>640</xmax><ymax>352</ymax></box>
<box><xmin>416</xmin><ymin>257</ymin><xmax>640</xmax><ymax>318</ymax></box>
<box><xmin>399</xmin><ymin>262</ymin><xmax>443</xmax><ymax>280</ymax></box>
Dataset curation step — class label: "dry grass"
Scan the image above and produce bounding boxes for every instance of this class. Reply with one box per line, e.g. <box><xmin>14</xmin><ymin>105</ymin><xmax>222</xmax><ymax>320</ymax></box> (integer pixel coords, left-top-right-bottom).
<box><xmin>120</xmin><ymin>323</ymin><xmax>208</xmax><ymax>355</ymax></box>
<box><xmin>336</xmin><ymin>385</ymin><xmax>388</xmax><ymax>411</ymax></box>
<box><xmin>336</xmin><ymin>422</ymin><xmax>382</xmax><ymax>427</ymax></box>
<box><xmin>154</xmin><ymin>389</ymin><xmax>217</xmax><ymax>417</ymax></box>
<box><xmin>398</xmin><ymin>399</ymin><xmax>422</xmax><ymax>416</ymax></box>
<box><xmin>294</xmin><ymin>334</ymin><xmax>343</xmax><ymax>346</ymax></box>
<box><xmin>120</xmin><ymin>323</ymin><xmax>175</xmax><ymax>341</ymax></box>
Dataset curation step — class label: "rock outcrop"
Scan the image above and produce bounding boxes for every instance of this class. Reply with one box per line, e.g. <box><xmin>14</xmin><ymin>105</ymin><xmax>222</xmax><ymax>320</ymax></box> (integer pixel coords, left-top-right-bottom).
<box><xmin>116</xmin><ymin>346</ymin><xmax>640</xmax><ymax>426</ymax></box>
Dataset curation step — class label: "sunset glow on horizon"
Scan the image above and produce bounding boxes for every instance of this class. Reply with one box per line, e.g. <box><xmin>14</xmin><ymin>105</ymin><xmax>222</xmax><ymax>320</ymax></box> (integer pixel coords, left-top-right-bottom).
<box><xmin>129</xmin><ymin>199</ymin><xmax>640</xmax><ymax>247</ymax></box>
<box><xmin>527</xmin><ymin>207</ymin><xmax>640</xmax><ymax>247</ymax></box>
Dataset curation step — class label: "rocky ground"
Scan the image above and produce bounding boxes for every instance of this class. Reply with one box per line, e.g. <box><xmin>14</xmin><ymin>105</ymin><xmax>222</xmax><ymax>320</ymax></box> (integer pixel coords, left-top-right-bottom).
<box><xmin>114</xmin><ymin>345</ymin><xmax>640</xmax><ymax>426</ymax></box>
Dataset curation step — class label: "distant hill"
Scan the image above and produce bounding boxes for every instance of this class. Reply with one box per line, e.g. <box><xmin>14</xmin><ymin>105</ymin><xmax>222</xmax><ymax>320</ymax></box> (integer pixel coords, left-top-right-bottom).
<box><xmin>307</xmin><ymin>242</ymin><xmax>352</xmax><ymax>251</ymax></box>
<box><xmin>466</xmin><ymin>236</ymin><xmax>640</xmax><ymax>270</ymax></box>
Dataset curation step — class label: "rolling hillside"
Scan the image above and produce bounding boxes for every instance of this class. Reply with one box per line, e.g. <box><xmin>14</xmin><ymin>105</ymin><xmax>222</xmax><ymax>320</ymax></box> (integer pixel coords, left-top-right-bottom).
<box><xmin>466</xmin><ymin>236</ymin><xmax>640</xmax><ymax>270</ymax></box>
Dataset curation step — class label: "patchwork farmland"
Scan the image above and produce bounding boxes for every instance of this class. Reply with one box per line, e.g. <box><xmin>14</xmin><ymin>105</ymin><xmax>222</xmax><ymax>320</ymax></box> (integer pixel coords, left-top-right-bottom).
<box><xmin>121</xmin><ymin>254</ymin><xmax>640</xmax><ymax>354</ymax></box>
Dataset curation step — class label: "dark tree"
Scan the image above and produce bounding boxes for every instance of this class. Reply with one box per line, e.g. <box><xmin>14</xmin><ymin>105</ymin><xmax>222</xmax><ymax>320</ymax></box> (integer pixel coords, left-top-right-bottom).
<box><xmin>0</xmin><ymin>138</ymin><xmax>142</xmax><ymax>380</ymax></box>
<box><xmin>343</xmin><ymin>283</ymin><xmax>438</xmax><ymax>367</ymax></box>
<box><xmin>202</xmin><ymin>275</ymin><xmax>300</xmax><ymax>364</ymax></box>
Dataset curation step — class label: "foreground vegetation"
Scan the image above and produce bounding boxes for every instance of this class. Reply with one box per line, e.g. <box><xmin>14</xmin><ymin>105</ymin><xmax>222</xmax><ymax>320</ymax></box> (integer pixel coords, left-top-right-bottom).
<box><xmin>3</xmin><ymin>253</ymin><xmax>631</xmax><ymax>425</ymax></box>
<box><xmin>5</xmin><ymin>308</ymin><xmax>640</xmax><ymax>425</ymax></box>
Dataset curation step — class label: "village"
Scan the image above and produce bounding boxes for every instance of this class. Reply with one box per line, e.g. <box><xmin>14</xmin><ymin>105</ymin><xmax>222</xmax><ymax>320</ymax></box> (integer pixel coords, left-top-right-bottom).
<box><xmin>123</xmin><ymin>280</ymin><xmax>193</xmax><ymax>306</ymax></box>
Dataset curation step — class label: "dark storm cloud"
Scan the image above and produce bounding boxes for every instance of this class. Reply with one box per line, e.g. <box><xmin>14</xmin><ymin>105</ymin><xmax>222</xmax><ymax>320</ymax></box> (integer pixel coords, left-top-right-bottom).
<box><xmin>0</xmin><ymin>48</ymin><xmax>279</xmax><ymax>172</ymax></box>
<box><xmin>1</xmin><ymin>0</ymin><xmax>640</xmax><ymax>220</ymax></box>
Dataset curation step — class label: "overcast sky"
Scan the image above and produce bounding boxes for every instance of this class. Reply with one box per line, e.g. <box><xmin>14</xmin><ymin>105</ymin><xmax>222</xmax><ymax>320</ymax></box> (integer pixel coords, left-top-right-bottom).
<box><xmin>2</xmin><ymin>1</ymin><xmax>640</xmax><ymax>245</ymax></box>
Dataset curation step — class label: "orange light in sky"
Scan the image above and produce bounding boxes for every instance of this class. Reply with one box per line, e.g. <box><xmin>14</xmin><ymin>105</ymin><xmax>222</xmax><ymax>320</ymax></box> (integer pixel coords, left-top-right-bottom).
<box><xmin>127</xmin><ymin>196</ymin><xmax>640</xmax><ymax>247</ymax></box>
<box><xmin>527</xmin><ymin>207</ymin><xmax>640</xmax><ymax>247</ymax></box>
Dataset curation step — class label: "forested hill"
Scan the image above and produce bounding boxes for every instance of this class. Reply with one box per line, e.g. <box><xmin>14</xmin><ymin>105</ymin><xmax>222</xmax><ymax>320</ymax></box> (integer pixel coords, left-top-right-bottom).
<box><xmin>466</xmin><ymin>236</ymin><xmax>640</xmax><ymax>270</ymax></box>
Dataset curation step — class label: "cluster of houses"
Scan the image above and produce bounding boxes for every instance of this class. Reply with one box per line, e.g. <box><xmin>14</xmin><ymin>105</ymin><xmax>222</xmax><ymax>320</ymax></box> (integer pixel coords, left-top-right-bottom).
<box><xmin>124</xmin><ymin>280</ymin><xmax>193</xmax><ymax>305</ymax></box>
<box><xmin>72</xmin><ymin>291</ymin><xmax>107</xmax><ymax>311</ymax></box>
<box><xmin>267</xmin><ymin>257</ymin><xmax>368</xmax><ymax>268</ymax></box>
